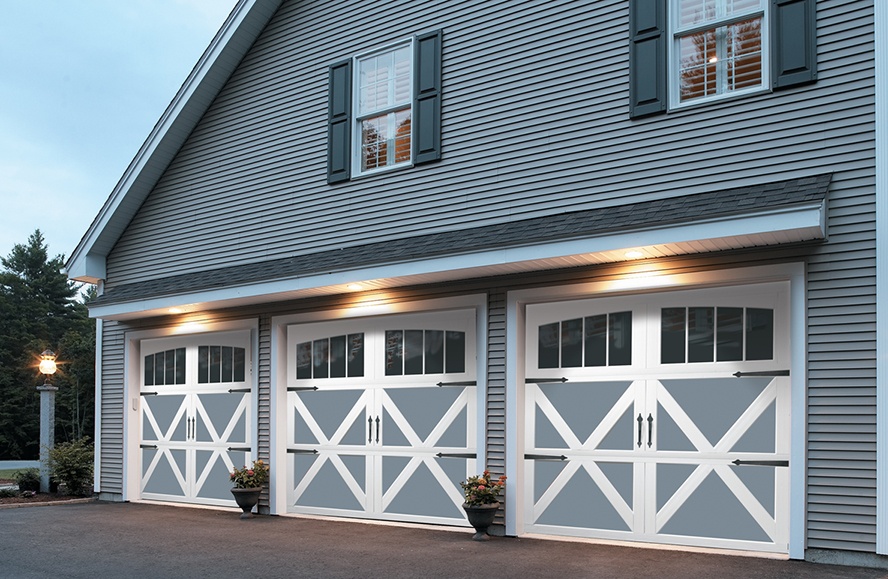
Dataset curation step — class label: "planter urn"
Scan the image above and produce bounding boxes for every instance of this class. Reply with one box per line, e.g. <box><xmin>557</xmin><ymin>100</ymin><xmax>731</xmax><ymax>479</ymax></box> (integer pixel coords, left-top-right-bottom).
<box><xmin>231</xmin><ymin>487</ymin><xmax>262</xmax><ymax>519</ymax></box>
<box><xmin>462</xmin><ymin>501</ymin><xmax>499</xmax><ymax>541</ymax></box>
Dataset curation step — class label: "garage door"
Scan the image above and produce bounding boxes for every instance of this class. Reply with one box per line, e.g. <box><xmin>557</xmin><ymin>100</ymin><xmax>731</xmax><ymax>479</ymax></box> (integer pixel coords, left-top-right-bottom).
<box><xmin>523</xmin><ymin>283</ymin><xmax>790</xmax><ymax>553</ymax></box>
<box><xmin>286</xmin><ymin>310</ymin><xmax>477</xmax><ymax>526</ymax></box>
<box><xmin>140</xmin><ymin>331</ymin><xmax>254</xmax><ymax>507</ymax></box>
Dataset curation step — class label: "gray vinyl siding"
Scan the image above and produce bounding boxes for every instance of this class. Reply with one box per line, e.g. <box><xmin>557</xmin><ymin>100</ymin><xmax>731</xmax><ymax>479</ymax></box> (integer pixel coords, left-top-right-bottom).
<box><xmin>257</xmin><ymin>314</ymin><xmax>272</xmax><ymax>510</ymax></box>
<box><xmin>93</xmin><ymin>0</ymin><xmax>878</xmax><ymax>555</ymax></box>
<box><xmin>98</xmin><ymin>319</ymin><xmax>125</xmax><ymax>497</ymax></box>
<box><xmin>104</xmin><ymin>0</ymin><xmax>872</xmax><ymax>287</ymax></box>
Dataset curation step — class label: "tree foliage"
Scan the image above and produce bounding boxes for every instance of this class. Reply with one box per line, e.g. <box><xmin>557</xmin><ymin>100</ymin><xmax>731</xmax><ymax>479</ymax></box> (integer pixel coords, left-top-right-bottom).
<box><xmin>0</xmin><ymin>230</ymin><xmax>95</xmax><ymax>459</ymax></box>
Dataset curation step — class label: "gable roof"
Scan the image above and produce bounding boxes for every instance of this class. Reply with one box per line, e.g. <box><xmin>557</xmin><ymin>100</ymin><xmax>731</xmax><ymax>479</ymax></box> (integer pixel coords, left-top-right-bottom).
<box><xmin>63</xmin><ymin>0</ymin><xmax>284</xmax><ymax>284</ymax></box>
<box><xmin>88</xmin><ymin>173</ymin><xmax>829</xmax><ymax>319</ymax></box>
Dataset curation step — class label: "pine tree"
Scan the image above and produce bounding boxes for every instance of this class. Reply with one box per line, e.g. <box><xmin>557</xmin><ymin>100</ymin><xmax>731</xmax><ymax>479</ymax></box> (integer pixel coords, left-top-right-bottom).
<box><xmin>0</xmin><ymin>230</ymin><xmax>95</xmax><ymax>458</ymax></box>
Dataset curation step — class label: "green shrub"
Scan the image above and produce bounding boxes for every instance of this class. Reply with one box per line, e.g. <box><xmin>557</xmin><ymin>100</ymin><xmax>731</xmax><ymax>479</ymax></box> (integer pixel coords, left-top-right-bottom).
<box><xmin>46</xmin><ymin>437</ymin><xmax>94</xmax><ymax>496</ymax></box>
<box><xmin>0</xmin><ymin>488</ymin><xmax>18</xmax><ymax>498</ymax></box>
<box><xmin>15</xmin><ymin>468</ymin><xmax>40</xmax><ymax>492</ymax></box>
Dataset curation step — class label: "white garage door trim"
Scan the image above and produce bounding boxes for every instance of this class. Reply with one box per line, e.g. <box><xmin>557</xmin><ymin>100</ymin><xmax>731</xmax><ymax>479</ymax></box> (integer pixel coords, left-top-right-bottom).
<box><xmin>270</xmin><ymin>294</ymin><xmax>488</xmax><ymax>516</ymax></box>
<box><xmin>122</xmin><ymin>319</ymin><xmax>259</xmax><ymax>504</ymax></box>
<box><xmin>506</xmin><ymin>263</ymin><xmax>807</xmax><ymax>559</ymax></box>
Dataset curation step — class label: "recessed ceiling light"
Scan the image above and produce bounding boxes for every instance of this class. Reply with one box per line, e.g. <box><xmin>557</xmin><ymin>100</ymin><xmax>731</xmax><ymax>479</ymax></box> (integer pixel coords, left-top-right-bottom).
<box><xmin>625</xmin><ymin>250</ymin><xmax>644</xmax><ymax>259</ymax></box>
<box><xmin>346</xmin><ymin>283</ymin><xmax>363</xmax><ymax>291</ymax></box>
<box><xmin>169</xmin><ymin>307</ymin><xmax>183</xmax><ymax>314</ymax></box>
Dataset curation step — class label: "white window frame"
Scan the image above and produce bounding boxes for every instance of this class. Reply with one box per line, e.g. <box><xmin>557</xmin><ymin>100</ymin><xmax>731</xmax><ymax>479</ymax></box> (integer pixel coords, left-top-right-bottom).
<box><xmin>351</xmin><ymin>37</ymin><xmax>415</xmax><ymax>178</ymax></box>
<box><xmin>669</xmin><ymin>0</ymin><xmax>770</xmax><ymax>109</ymax></box>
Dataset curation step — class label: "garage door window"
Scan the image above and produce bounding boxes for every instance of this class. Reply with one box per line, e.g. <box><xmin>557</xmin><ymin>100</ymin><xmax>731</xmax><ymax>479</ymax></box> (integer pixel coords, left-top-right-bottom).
<box><xmin>384</xmin><ymin>329</ymin><xmax>465</xmax><ymax>375</ymax></box>
<box><xmin>295</xmin><ymin>333</ymin><xmax>365</xmax><ymax>380</ymax></box>
<box><xmin>537</xmin><ymin>311</ymin><xmax>632</xmax><ymax>369</ymax></box>
<box><xmin>144</xmin><ymin>348</ymin><xmax>186</xmax><ymax>386</ymax></box>
<box><xmin>197</xmin><ymin>345</ymin><xmax>247</xmax><ymax>383</ymax></box>
<box><xmin>661</xmin><ymin>306</ymin><xmax>774</xmax><ymax>364</ymax></box>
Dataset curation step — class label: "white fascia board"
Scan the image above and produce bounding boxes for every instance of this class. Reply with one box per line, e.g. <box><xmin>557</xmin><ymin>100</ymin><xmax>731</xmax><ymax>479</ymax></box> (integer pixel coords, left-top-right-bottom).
<box><xmin>88</xmin><ymin>201</ymin><xmax>825</xmax><ymax>320</ymax></box>
<box><xmin>64</xmin><ymin>0</ymin><xmax>283</xmax><ymax>284</ymax></box>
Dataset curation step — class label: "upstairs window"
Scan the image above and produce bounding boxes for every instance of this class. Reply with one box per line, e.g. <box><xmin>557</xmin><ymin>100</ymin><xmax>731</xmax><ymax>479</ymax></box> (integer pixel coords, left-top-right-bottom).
<box><xmin>356</xmin><ymin>44</ymin><xmax>413</xmax><ymax>173</ymax></box>
<box><xmin>628</xmin><ymin>0</ymin><xmax>816</xmax><ymax>118</ymax></box>
<box><xmin>674</xmin><ymin>0</ymin><xmax>765</xmax><ymax>104</ymax></box>
<box><xmin>328</xmin><ymin>30</ymin><xmax>442</xmax><ymax>184</ymax></box>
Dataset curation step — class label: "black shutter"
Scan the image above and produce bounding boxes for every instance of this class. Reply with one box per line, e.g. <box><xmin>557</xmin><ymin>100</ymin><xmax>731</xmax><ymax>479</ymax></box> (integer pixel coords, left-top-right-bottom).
<box><xmin>629</xmin><ymin>0</ymin><xmax>667</xmax><ymax>118</ymax></box>
<box><xmin>413</xmin><ymin>29</ymin><xmax>442</xmax><ymax>165</ymax></box>
<box><xmin>771</xmin><ymin>0</ymin><xmax>817</xmax><ymax>89</ymax></box>
<box><xmin>327</xmin><ymin>59</ymin><xmax>352</xmax><ymax>184</ymax></box>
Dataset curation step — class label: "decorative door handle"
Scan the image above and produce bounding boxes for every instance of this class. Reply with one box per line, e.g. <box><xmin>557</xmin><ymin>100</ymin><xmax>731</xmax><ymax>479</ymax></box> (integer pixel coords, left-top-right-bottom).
<box><xmin>637</xmin><ymin>414</ymin><xmax>643</xmax><ymax>448</ymax></box>
<box><xmin>368</xmin><ymin>417</ymin><xmax>373</xmax><ymax>443</ymax></box>
<box><xmin>647</xmin><ymin>414</ymin><xmax>653</xmax><ymax>448</ymax></box>
<box><xmin>375</xmin><ymin>416</ymin><xmax>380</xmax><ymax>444</ymax></box>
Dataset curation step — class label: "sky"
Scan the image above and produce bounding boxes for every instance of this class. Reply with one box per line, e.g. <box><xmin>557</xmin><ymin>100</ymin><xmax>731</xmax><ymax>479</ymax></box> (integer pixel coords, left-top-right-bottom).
<box><xmin>0</xmin><ymin>0</ymin><xmax>237</xmax><ymax>264</ymax></box>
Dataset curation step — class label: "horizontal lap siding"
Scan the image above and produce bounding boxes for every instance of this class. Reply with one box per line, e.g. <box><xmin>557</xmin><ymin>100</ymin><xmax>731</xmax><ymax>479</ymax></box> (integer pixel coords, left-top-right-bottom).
<box><xmin>96</xmin><ymin>0</ymin><xmax>877</xmax><ymax>554</ymax></box>
<box><xmin>804</xmin><ymin>0</ymin><xmax>877</xmax><ymax>551</ymax></box>
<box><xmin>105</xmin><ymin>0</ymin><xmax>871</xmax><ymax>286</ymax></box>
<box><xmin>99</xmin><ymin>320</ymin><xmax>125</xmax><ymax>495</ymax></box>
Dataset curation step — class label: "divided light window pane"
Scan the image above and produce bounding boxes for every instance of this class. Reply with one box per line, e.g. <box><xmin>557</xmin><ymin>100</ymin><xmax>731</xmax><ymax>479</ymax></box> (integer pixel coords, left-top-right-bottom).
<box><xmin>583</xmin><ymin>315</ymin><xmax>607</xmax><ymax>367</ymax></box>
<box><xmin>716</xmin><ymin>307</ymin><xmax>743</xmax><ymax>361</ymax></box>
<box><xmin>561</xmin><ymin>318</ymin><xmax>583</xmax><ymax>368</ymax></box>
<box><xmin>746</xmin><ymin>308</ymin><xmax>774</xmax><ymax>360</ymax></box>
<box><xmin>404</xmin><ymin>330</ymin><xmax>424</xmax><ymax>375</ymax></box>
<box><xmin>538</xmin><ymin>323</ymin><xmax>560</xmax><ymax>369</ymax></box>
<box><xmin>609</xmin><ymin>311</ymin><xmax>633</xmax><ymax>366</ymax></box>
<box><xmin>445</xmin><ymin>331</ymin><xmax>466</xmax><ymax>373</ymax></box>
<box><xmin>330</xmin><ymin>335</ymin><xmax>347</xmax><ymax>378</ymax></box>
<box><xmin>661</xmin><ymin>308</ymin><xmax>687</xmax><ymax>364</ymax></box>
<box><xmin>425</xmin><ymin>330</ymin><xmax>445</xmax><ymax>374</ymax></box>
<box><xmin>688</xmin><ymin>307</ymin><xmax>714</xmax><ymax>363</ymax></box>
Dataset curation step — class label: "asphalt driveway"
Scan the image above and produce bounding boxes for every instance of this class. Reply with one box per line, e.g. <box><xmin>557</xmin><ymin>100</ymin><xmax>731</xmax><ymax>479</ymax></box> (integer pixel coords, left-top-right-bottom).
<box><xmin>2</xmin><ymin>502</ymin><xmax>887</xmax><ymax>579</ymax></box>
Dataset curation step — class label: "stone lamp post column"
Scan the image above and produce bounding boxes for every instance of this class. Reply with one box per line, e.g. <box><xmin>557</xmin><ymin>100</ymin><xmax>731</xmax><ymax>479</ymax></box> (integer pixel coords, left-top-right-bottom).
<box><xmin>37</xmin><ymin>350</ymin><xmax>57</xmax><ymax>493</ymax></box>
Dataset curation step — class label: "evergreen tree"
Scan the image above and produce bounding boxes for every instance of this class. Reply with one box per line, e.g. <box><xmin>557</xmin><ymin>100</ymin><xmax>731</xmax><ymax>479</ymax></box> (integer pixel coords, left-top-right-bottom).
<box><xmin>0</xmin><ymin>230</ymin><xmax>95</xmax><ymax>458</ymax></box>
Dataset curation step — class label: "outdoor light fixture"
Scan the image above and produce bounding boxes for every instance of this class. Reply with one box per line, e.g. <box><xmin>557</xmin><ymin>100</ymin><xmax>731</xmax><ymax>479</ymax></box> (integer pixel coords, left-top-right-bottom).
<box><xmin>38</xmin><ymin>349</ymin><xmax>57</xmax><ymax>378</ymax></box>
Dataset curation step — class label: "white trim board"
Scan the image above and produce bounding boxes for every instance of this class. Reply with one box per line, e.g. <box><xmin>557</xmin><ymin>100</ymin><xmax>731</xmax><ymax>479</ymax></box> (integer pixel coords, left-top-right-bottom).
<box><xmin>505</xmin><ymin>263</ymin><xmax>807</xmax><ymax>559</ymax></box>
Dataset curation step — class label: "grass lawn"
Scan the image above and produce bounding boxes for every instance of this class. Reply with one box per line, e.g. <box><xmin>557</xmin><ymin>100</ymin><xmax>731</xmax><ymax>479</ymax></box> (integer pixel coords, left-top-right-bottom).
<box><xmin>0</xmin><ymin>467</ymin><xmax>33</xmax><ymax>480</ymax></box>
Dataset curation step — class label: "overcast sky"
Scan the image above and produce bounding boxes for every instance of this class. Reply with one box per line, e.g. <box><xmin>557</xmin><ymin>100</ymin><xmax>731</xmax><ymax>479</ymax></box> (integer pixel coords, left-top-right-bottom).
<box><xmin>0</xmin><ymin>0</ymin><xmax>237</xmax><ymax>264</ymax></box>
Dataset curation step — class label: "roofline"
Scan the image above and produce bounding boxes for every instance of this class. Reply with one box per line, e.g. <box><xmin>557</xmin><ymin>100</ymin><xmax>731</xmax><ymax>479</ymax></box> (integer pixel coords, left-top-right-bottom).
<box><xmin>86</xmin><ymin>200</ymin><xmax>826</xmax><ymax>320</ymax></box>
<box><xmin>64</xmin><ymin>0</ymin><xmax>284</xmax><ymax>284</ymax></box>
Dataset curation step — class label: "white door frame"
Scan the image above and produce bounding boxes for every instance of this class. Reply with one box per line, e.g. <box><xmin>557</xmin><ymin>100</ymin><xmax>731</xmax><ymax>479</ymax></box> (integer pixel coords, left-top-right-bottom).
<box><xmin>270</xmin><ymin>294</ymin><xmax>488</xmax><ymax>516</ymax></box>
<box><xmin>122</xmin><ymin>318</ymin><xmax>259</xmax><ymax>504</ymax></box>
<box><xmin>506</xmin><ymin>263</ymin><xmax>807</xmax><ymax>558</ymax></box>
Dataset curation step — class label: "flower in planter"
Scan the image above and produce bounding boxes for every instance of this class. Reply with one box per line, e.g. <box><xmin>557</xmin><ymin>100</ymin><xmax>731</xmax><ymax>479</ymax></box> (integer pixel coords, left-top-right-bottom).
<box><xmin>229</xmin><ymin>459</ymin><xmax>269</xmax><ymax>489</ymax></box>
<box><xmin>460</xmin><ymin>470</ymin><xmax>506</xmax><ymax>506</ymax></box>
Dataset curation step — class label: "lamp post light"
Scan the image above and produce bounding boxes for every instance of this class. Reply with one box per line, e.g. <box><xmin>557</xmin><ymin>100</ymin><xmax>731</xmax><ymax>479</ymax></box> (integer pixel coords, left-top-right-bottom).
<box><xmin>37</xmin><ymin>349</ymin><xmax>57</xmax><ymax>493</ymax></box>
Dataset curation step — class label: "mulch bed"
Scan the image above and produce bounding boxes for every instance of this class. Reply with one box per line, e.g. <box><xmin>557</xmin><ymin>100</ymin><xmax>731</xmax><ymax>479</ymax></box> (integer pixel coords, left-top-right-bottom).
<box><xmin>0</xmin><ymin>478</ymin><xmax>94</xmax><ymax>506</ymax></box>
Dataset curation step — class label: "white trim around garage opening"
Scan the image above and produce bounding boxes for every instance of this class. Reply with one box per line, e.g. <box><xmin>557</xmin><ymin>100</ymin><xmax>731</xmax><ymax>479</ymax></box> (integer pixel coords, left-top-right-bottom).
<box><xmin>121</xmin><ymin>317</ymin><xmax>259</xmax><ymax>504</ymax></box>
<box><xmin>268</xmin><ymin>294</ymin><xmax>488</xmax><ymax>516</ymax></box>
<box><xmin>505</xmin><ymin>263</ymin><xmax>807</xmax><ymax>559</ymax></box>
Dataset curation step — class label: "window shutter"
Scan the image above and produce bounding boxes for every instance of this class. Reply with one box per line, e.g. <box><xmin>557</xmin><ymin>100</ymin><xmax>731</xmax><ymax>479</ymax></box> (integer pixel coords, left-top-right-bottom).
<box><xmin>327</xmin><ymin>59</ymin><xmax>352</xmax><ymax>184</ymax></box>
<box><xmin>413</xmin><ymin>29</ymin><xmax>442</xmax><ymax>165</ymax></box>
<box><xmin>629</xmin><ymin>0</ymin><xmax>667</xmax><ymax>118</ymax></box>
<box><xmin>771</xmin><ymin>0</ymin><xmax>817</xmax><ymax>89</ymax></box>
